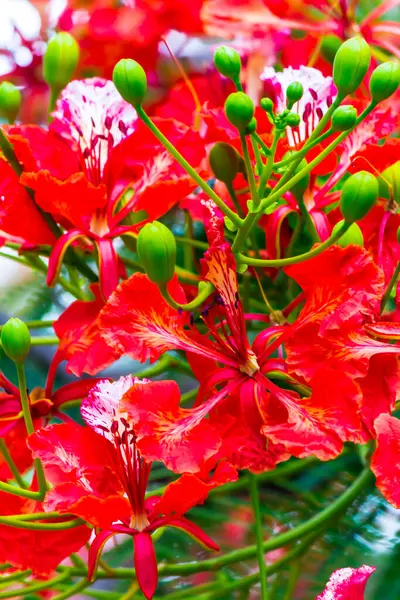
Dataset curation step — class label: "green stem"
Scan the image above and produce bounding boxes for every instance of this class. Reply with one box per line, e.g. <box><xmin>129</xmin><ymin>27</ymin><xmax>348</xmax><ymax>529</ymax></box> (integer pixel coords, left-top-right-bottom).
<box><xmin>249</xmin><ymin>473</ymin><xmax>268</xmax><ymax>599</ymax></box>
<box><xmin>0</xmin><ymin>439</ymin><xmax>27</xmax><ymax>488</ymax></box>
<box><xmin>30</xmin><ymin>336</ymin><xmax>59</xmax><ymax>346</ymax></box>
<box><xmin>240</xmin><ymin>134</ymin><xmax>259</xmax><ymax>207</ymax></box>
<box><xmin>175</xmin><ymin>237</ymin><xmax>208</xmax><ymax>251</ymax></box>
<box><xmin>0</xmin><ymin>569</ymin><xmax>31</xmax><ymax>585</ymax></box>
<box><xmin>258</xmin><ymin>129</ymin><xmax>281</xmax><ymax>198</ymax></box>
<box><xmin>0</xmin><ymin>481</ymin><xmax>43</xmax><ymax>499</ymax></box>
<box><xmin>15</xmin><ymin>362</ymin><xmax>47</xmax><ymax>499</ymax></box>
<box><xmin>0</xmin><ymin>515</ymin><xmax>85</xmax><ymax>530</ymax></box>
<box><xmin>136</xmin><ymin>107</ymin><xmax>243</xmax><ymax>228</ymax></box>
<box><xmin>0</xmin><ymin>571</ymin><xmax>70</xmax><ymax>599</ymax></box>
<box><xmin>380</xmin><ymin>261</ymin><xmax>400</xmax><ymax>312</ymax></box>
<box><xmin>159</xmin><ymin>281</ymin><xmax>214</xmax><ymax>311</ymax></box>
<box><xmin>52</xmin><ymin>579</ymin><xmax>90</xmax><ymax>600</ymax></box>
<box><xmin>296</xmin><ymin>197</ymin><xmax>321</xmax><ymax>243</ymax></box>
<box><xmin>238</xmin><ymin>222</ymin><xmax>350</xmax><ymax>267</ymax></box>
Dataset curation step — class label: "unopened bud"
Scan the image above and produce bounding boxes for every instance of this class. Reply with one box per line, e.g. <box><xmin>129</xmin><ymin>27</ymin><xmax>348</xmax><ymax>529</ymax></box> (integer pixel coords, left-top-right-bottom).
<box><xmin>340</xmin><ymin>171</ymin><xmax>378</xmax><ymax>223</ymax></box>
<box><xmin>320</xmin><ymin>34</ymin><xmax>342</xmax><ymax>64</ymax></box>
<box><xmin>224</xmin><ymin>92</ymin><xmax>255</xmax><ymax>132</ymax></box>
<box><xmin>209</xmin><ymin>142</ymin><xmax>243</xmax><ymax>184</ymax></box>
<box><xmin>113</xmin><ymin>59</ymin><xmax>147</xmax><ymax>107</ymax></box>
<box><xmin>286</xmin><ymin>82</ymin><xmax>303</xmax><ymax>108</ymax></box>
<box><xmin>43</xmin><ymin>33</ymin><xmax>80</xmax><ymax>91</ymax></box>
<box><xmin>260</xmin><ymin>97</ymin><xmax>274</xmax><ymax>113</ymax></box>
<box><xmin>332</xmin><ymin>219</ymin><xmax>364</xmax><ymax>247</ymax></box>
<box><xmin>137</xmin><ymin>222</ymin><xmax>176</xmax><ymax>285</ymax></box>
<box><xmin>286</xmin><ymin>112</ymin><xmax>301</xmax><ymax>127</ymax></box>
<box><xmin>333</xmin><ymin>36</ymin><xmax>371</xmax><ymax>97</ymax></box>
<box><xmin>331</xmin><ymin>105</ymin><xmax>357</xmax><ymax>131</ymax></box>
<box><xmin>1</xmin><ymin>318</ymin><xmax>31</xmax><ymax>364</ymax></box>
<box><xmin>378</xmin><ymin>161</ymin><xmax>400</xmax><ymax>204</ymax></box>
<box><xmin>0</xmin><ymin>82</ymin><xmax>21</xmax><ymax>124</ymax></box>
<box><xmin>370</xmin><ymin>62</ymin><xmax>400</xmax><ymax>104</ymax></box>
<box><xmin>213</xmin><ymin>46</ymin><xmax>241</xmax><ymax>81</ymax></box>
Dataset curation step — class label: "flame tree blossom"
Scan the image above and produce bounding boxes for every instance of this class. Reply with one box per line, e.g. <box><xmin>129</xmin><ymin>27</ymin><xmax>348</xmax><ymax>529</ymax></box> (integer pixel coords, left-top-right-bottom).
<box><xmin>29</xmin><ymin>376</ymin><xmax>233</xmax><ymax>599</ymax></box>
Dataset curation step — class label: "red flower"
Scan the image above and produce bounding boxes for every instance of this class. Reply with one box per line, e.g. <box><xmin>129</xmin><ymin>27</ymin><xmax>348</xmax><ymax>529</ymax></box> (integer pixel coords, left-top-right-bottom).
<box><xmin>0</xmin><ymin>489</ymin><xmax>90</xmax><ymax>576</ymax></box>
<box><xmin>20</xmin><ymin>78</ymin><xmax>205</xmax><ymax>299</ymax></box>
<box><xmin>284</xmin><ymin>245</ymin><xmax>400</xmax><ymax>433</ymax></box>
<box><xmin>315</xmin><ymin>565</ymin><xmax>376</xmax><ymax>600</ymax></box>
<box><xmin>29</xmin><ymin>376</ymin><xmax>224</xmax><ymax>600</ymax></box>
<box><xmin>82</xmin><ymin>210</ymin><xmax>374</xmax><ymax>473</ymax></box>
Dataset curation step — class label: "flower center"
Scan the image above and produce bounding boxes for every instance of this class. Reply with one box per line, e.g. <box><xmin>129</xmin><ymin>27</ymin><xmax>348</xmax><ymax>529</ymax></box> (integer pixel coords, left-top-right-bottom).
<box><xmin>108</xmin><ymin>416</ymin><xmax>151</xmax><ymax>531</ymax></box>
<box><xmin>239</xmin><ymin>350</ymin><xmax>260</xmax><ymax>376</ymax></box>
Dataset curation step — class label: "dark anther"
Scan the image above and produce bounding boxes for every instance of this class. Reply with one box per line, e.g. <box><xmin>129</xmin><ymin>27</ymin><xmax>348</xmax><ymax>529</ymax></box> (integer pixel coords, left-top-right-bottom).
<box><xmin>316</xmin><ymin>107</ymin><xmax>323</xmax><ymax>120</ymax></box>
<box><xmin>105</xmin><ymin>116</ymin><xmax>112</xmax><ymax>130</ymax></box>
<box><xmin>309</xmin><ymin>88</ymin><xmax>318</xmax><ymax>101</ymax></box>
<box><xmin>120</xmin><ymin>417</ymin><xmax>129</xmax><ymax>428</ymax></box>
<box><xmin>97</xmin><ymin>425</ymin><xmax>109</xmax><ymax>433</ymax></box>
<box><xmin>118</xmin><ymin>120</ymin><xmax>128</xmax><ymax>135</ymax></box>
<box><xmin>110</xmin><ymin>420</ymin><xmax>119</xmax><ymax>434</ymax></box>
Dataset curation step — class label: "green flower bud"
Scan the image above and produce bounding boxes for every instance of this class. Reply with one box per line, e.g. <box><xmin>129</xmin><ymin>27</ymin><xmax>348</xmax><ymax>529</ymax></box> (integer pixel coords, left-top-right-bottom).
<box><xmin>333</xmin><ymin>36</ymin><xmax>371</xmax><ymax>97</ymax></box>
<box><xmin>260</xmin><ymin>97</ymin><xmax>274</xmax><ymax>113</ymax></box>
<box><xmin>370</xmin><ymin>62</ymin><xmax>400</xmax><ymax>104</ymax></box>
<box><xmin>209</xmin><ymin>142</ymin><xmax>242</xmax><ymax>184</ymax></box>
<box><xmin>286</xmin><ymin>82</ymin><xmax>303</xmax><ymax>108</ymax></box>
<box><xmin>340</xmin><ymin>171</ymin><xmax>379</xmax><ymax>223</ymax></box>
<box><xmin>213</xmin><ymin>46</ymin><xmax>241</xmax><ymax>81</ymax></box>
<box><xmin>224</xmin><ymin>92</ymin><xmax>255</xmax><ymax>132</ymax></box>
<box><xmin>245</xmin><ymin>116</ymin><xmax>257</xmax><ymax>134</ymax></box>
<box><xmin>320</xmin><ymin>34</ymin><xmax>342</xmax><ymax>64</ymax></box>
<box><xmin>332</xmin><ymin>219</ymin><xmax>364</xmax><ymax>247</ymax></box>
<box><xmin>331</xmin><ymin>105</ymin><xmax>357</xmax><ymax>131</ymax></box>
<box><xmin>378</xmin><ymin>161</ymin><xmax>400</xmax><ymax>204</ymax></box>
<box><xmin>1</xmin><ymin>318</ymin><xmax>31</xmax><ymax>364</ymax></box>
<box><xmin>286</xmin><ymin>112</ymin><xmax>301</xmax><ymax>127</ymax></box>
<box><xmin>113</xmin><ymin>59</ymin><xmax>147</xmax><ymax>107</ymax></box>
<box><xmin>0</xmin><ymin>82</ymin><xmax>21</xmax><ymax>123</ymax></box>
<box><xmin>137</xmin><ymin>222</ymin><xmax>176</xmax><ymax>285</ymax></box>
<box><xmin>43</xmin><ymin>33</ymin><xmax>80</xmax><ymax>91</ymax></box>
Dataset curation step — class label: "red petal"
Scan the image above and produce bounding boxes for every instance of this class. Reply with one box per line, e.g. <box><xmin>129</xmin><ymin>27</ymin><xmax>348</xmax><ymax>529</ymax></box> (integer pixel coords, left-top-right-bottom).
<box><xmin>371</xmin><ymin>414</ymin><xmax>400</xmax><ymax>508</ymax></box>
<box><xmin>47</xmin><ymin>229</ymin><xmax>84</xmax><ymax>287</ymax></box>
<box><xmin>20</xmin><ymin>170</ymin><xmax>107</xmax><ymax>231</ymax></box>
<box><xmin>164</xmin><ymin>516</ymin><xmax>219</xmax><ymax>552</ymax></box>
<box><xmin>95</xmin><ymin>238</ymin><xmax>120</xmax><ymax>300</ymax></box>
<box><xmin>0</xmin><ymin>159</ymin><xmax>56</xmax><ymax>246</ymax></box>
<box><xmin>315</xmin><ymin>565</ymin><xmax>376</xmax><ymax>599</ymax></box>
<box><xmin>364</xmin><ymin>320</ymin><xmax>400</xmax><ymax>340</ymax></box>
<box><xmin>121</xmin><ymin>380</ymin><xmax>223</xmax><ymax>473</ymax></box>
<box><xmin>0</xmin><ymin>489</ymin><xmax>90</xmax><ymax>576</ymax></box>
<box><xmin>155</xmin><ymin>462</ymin><xmax>238</xmax><ymax>516</ymax></box>
<box><xmin>88</xmin><ymin>530</ymin><xmax>117</xmax><ymax>581</ymax></box>
<box><xmin>99</xmin><ymin>273</ymin><xmax>232</xmax><ymax>366</ymax></box>
<box><xmin>134</xmin><ymin>533</ymin><xmax>158</xmax><ymax>600</ymax></box>
<box><xmin>53</xmin><ymin>283</ymin><xmax>116</xmax><ymax>376</ymax></box>
<box><xmin>110</xmin><ymin>118</ymin><xmax>206</xmax><ymax>224</ymax></box>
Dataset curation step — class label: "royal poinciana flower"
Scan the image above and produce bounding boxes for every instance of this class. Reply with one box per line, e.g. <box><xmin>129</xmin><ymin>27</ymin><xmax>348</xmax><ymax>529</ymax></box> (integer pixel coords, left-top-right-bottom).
<box><xmin>29</xmin><ymin>376</ymin><xmax>228</xmax><ymax>600</ymax></box>
<box><xmin>0</xmin><ymin>368</ymin><xmax>104</xmax><ymax>481</ymax></box>
<box><xmin>261</xmin><ymin>65</ymin><xmax>337</xmax><ymax>146</ymax></box>
<box><xmin>66</xmin><ymin>208</ymin><xmax>400</xmax><ymax>475</ymax></box>
<box><xmin>316</xmin><ymin>565</ymin><xmax>376</xmax><ymax>599</ymax></box>
<box><xmin>19</xmin><ymin>77</ymin><xmax>205</xmax><ymax>299</ymax></box>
